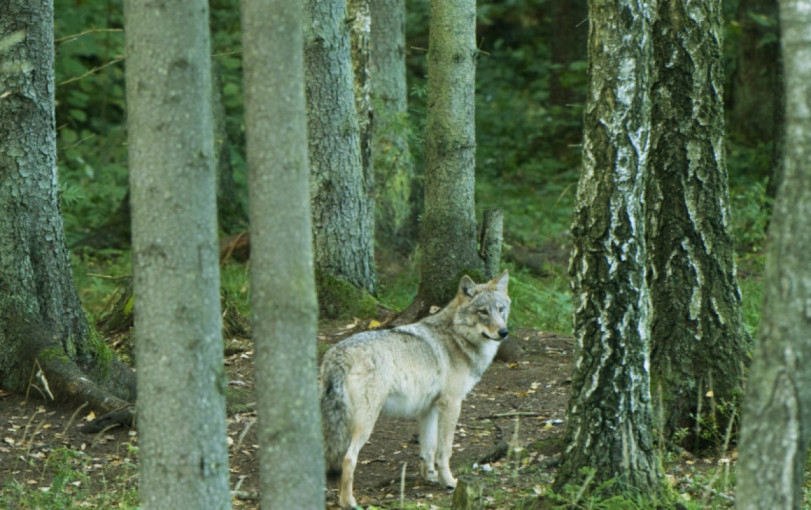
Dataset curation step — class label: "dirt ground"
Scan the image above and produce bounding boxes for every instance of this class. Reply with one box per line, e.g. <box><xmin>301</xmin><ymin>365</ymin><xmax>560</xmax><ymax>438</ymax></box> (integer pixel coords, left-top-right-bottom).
<box><xmin>0</xmin><ymin>325</ymin><xmax>575</xmax><ymax>509</ymax></box>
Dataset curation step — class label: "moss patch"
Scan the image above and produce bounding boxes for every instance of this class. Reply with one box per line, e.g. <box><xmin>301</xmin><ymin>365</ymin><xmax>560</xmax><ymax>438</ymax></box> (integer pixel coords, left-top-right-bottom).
<box><xmin>315</xmin><ymin>271</ymin><xmax>378</xmax><ymax>320</ymax></box>
<box><xmin>225</xmin><ymin>386</ymin><xmax>255</xmax><ymax>415</ymax></box>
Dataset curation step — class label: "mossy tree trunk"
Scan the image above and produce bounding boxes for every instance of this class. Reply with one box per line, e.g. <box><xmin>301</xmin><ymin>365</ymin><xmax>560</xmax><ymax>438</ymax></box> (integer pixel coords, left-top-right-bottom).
<box><xmin>553</xmin><ymin>0</ymin><xmax>661</xmax><ymax>495</ymax></box>
<box><xmin>417</xmin><ymin>0</ymin><xmax>484</xmax><ymax>306</ymax></box>
<box><xmin>371</xmin><ymin>0</ymin><xmax>417</xmax><ymax>252</ymax></box>
<box><xmin>0</xmin><ymin>0</ymin><xmax>134</xmax><ymax>413</ymax></box>
<box><xmin>305</xmin><ymin>0</ymin><xmax>376</xmax><ymax>295</ymax></box>
<box><xmin>242</xmin><ymin>0</ymin><xmax>325</xmax><ymax>506</ymax></box>
<box><xmin>648</xmin><ymin>0</ymin><xmax>751</xmax><ymax>445</ymax></box>
<box><xmin>124</xmin><ymin>0</ymin><xmax>231</xmax><ymax>507</ymax></box>
<box><xmin>736</xmin><ymin>1</ymin><xmax>811</xmax><ymax>507</ymax></box>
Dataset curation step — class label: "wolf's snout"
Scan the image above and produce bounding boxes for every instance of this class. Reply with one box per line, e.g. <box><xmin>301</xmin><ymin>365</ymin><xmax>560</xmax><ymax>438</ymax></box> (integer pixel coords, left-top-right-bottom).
<box><xmin>498</xmin><ymin>328</ymin><xmax>509</xmax><ymax>339</ymax></box>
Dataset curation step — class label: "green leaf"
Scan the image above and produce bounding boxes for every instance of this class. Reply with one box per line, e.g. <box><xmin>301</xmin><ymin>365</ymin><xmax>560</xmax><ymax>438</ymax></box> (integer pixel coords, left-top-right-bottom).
<box><xmin>61</xmin><ymin>128</ymin><xmax>78</xmax><ymax>144</ymax></box>
<box><xmin>69</xmin><ymin>109</ymin><xmax>87</xmax><ymax>122</ymax></box>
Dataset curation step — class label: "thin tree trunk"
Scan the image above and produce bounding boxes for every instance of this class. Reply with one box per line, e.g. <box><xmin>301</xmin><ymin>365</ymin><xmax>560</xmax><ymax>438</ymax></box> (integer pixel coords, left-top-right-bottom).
<box><xmin>125</xmin><ymin>0</ymin><xmax>231</xmax><ymax>507</ymax></box>
<box><xmin>736</xmin><ymin>1</ymin><xmax>811</xmax><ymax>507</ymax></box>
<box><xmin>305</xmin><ymin>0</ymin><xmax>376</xmax><ymax>294</ymax></box>
<box><xmin>554</xmin><ymin>0</ymin><xmax>661</xmax><ymax>494</ymax></box>
<box><xmin>371</xmin><ymin>0</ymin><xmax>416</xmax><ymax>252</ymax></box>
<box><xmin>418</xmin><ymin>0</ymin><xmax>484</xmax><ymax>304</ymax></box>
<box><xmin>242</xmin><ymin>0</ymin><xmax>326</xmax><ymax>506</ymax></box>
<box><xmin>648</xmin><ymin>0</ymin><xmax>751</xmax><ymax>445</ymax></box>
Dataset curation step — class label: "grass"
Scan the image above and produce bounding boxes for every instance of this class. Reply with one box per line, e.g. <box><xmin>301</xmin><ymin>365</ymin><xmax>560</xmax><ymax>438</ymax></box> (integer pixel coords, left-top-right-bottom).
<box><xmin>0</xmin><ymin>445</ymin><xmax>139</xmax><ymax>509</ymax></box>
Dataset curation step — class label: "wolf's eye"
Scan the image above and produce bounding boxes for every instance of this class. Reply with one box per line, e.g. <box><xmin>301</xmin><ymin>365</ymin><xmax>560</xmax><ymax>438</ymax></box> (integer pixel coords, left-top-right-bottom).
<box><xmin>477</xmin><ymin>309</ymin><xmax>488</xmax><ymax>316</ymax></box>
<box><xmin>498</xmin><ymin>306</ymin><xmax>505</xmax><ymax>314</ymax></box>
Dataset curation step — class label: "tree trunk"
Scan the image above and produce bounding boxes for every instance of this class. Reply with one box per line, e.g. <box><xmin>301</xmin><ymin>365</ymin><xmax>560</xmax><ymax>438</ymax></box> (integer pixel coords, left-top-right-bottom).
<box><xmin>371</xmin><ymin>0</ymin><xmax>417</xmax><ymax>252</ymax></box>
<box><xmin>242</xmin><ymin>0</ymin><xmax>326</xmax><ymax>506</ymax></box>
<box><xmin>418</xmin><ymin>0</ymin><xmax>484</xmax><ymax>306</ymax></box>
<box><xmin>124</xmin><ymin>0</ymin><xmax>231</xmax><ymax>507</ymax></box>
<box><xmin>553</xmin><ymin>0</ymin><xmax>661</xmax><ymax>495</ymax></box>
<box><xmin>647</xmin><ymin>0</ymin><xmax>751</xmax><ymax>445</ymax></box>
<box><xmin>305</xmin><ymin>0</ymin><xmax>376</xmax><ymax>294</ymax></box>
<box><xmin>0</xmin><ymin>0</ymin><xmax>134</xmax><ymax>413</ymax></box>
<box><xmin>736</xmin><ymin>1</ymin><xmax>811</xmax><ymax>507</ymax></box>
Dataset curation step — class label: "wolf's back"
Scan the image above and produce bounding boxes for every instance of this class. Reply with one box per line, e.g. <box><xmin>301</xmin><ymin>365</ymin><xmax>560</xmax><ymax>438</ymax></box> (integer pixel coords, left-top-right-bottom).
<box><xmin>320</xmin><ymin>356</ymin><xmax>351</xmax><ymax>478</ymax></box>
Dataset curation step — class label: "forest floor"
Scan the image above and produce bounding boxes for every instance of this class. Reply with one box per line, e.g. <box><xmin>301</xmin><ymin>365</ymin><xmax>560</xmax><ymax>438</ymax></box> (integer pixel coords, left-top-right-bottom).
<box><xmin>0</xmin><ymin>322</ymin><xmax>736</xmax><ymax>509</ymax></box>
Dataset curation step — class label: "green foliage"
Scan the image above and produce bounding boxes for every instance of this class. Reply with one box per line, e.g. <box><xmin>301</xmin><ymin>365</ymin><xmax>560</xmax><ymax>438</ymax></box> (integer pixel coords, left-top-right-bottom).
<box><xmin>507</xmin><ymin>265</ymin><xmax>572</xmax><ymax>335</ymax></box>
<box><xmin>220</xmin><ymin>260</ymin><xmax>252</xmax><ymax>317</ymax></box>
<box><xmin>548</xmin><ymin>467</ymin><xmax>711</xmax><ymax>510</ymax></box>
<box><xmin>54</xmin><ymin>1</ymin><xmax>129</xmax><ymax>245</ymax></box>
<box><xmin>0</xmin><ymin>446</ymin><xmax>139</xmax><ymax>509</ymax></box>
<box><xmin>70</xmin><ymin>250</ymin><xmax>132</xmax><ymax>317</ymax></box>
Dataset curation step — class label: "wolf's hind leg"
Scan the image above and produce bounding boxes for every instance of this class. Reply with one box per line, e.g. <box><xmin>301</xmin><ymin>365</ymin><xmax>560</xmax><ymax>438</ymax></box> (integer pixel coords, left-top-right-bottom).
<box><xmin>418</xmin><ymin>407</ymin><xmax>439</xmax><ymax>483</ymax></box>
<box><xmin>339</xmin><ymin>419</ymin><xmax>374</xmax><ymax>509</ymax></box>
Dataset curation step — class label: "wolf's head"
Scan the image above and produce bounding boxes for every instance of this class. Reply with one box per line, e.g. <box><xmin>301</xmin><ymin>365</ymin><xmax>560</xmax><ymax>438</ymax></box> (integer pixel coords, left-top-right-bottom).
<box><xmin>452</xmin><ymin>270</ymin><xmax>511</xmax><ymax>343</ymax></box>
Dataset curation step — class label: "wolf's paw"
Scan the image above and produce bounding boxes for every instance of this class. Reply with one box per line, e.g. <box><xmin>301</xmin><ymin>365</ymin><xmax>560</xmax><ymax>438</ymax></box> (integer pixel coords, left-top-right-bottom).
<box><xmin>440</xmin><ymin>474</ymin><xmax>457</xmax><ymax>489</ymax></box>
<box><xmin>338</xmin><ymin>492</ymin><xmax>357</xmax><ymax>509</ymax></box>
<box><xmin>421</xmin><ymin>468</ymin><xmax>439</xmax><ymax>483</ymax></box>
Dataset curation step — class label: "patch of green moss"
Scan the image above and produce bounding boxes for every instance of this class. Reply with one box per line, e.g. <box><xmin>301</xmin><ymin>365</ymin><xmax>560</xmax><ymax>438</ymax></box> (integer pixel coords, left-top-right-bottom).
<box><xmin>38</xmin><ymin>346</ymin><xmax>70</xmax><ymax>364</ymax></box>
<box><xmin>88</xmin><ymin>327</ymin><xmax>113</xmax><ymax>376</ymax></box>
<box><xmin>315</xmin><ymin>271</ymin><xmax>378</xmax><ymax>320</ymax></box>
<box><xmin>225</xmin><ymin>386</ymin><xmax>255</xmax><ymax>415</ymax></box>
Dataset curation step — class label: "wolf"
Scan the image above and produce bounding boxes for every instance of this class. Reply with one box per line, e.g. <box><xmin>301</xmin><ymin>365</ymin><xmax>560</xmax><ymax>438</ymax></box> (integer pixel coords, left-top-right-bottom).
<box><xmin>320</xmin><ymin>270</ymin><xmax>511</xmax><ymax>508</ymax></box>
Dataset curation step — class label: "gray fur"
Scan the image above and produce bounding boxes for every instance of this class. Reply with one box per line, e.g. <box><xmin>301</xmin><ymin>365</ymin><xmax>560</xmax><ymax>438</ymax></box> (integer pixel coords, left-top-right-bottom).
<box><xmin>319</xmin><ymin>271</ymin><xmax>511</xmax><ymax>508</ymax></box>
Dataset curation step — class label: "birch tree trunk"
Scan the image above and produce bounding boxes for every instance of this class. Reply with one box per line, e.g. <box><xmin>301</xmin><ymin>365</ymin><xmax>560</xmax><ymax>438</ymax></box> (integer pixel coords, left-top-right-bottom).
<box><xmin>736</xmin><ymin>1</ymin><xmax>811</xmax><ymax>507</ymax></box>
<box><xmin>242</xmin><ymin>0</ymin><xmax>325</xmax><ymax>506</ymax></box>
<box><xmin>648</xmin><ymin>0</ymin><xmax>751</xmax><ymax>444</ymax></box>
<box><xmin>371</xmin><ymin>0</ymin><xmax>416</xmax><ymax>251</ymax></box>
<box><xmin>0</xmin><ymin>0</ymin><xmax>134</xmax><ymax>413</ymax></box>
<box><xmin>305</xmin><ymin>0</ymin><xmax>376</xmax><ymax>294</ymax></box>
<box><xmin>553</xmin><ymin>0</ymin><xmax>661</xmax><ymax>494</ymax></box>
<box><xmin>124</xmin><ymin>0</ymin><xmax>231</xmax><ymax>507</ymax></box>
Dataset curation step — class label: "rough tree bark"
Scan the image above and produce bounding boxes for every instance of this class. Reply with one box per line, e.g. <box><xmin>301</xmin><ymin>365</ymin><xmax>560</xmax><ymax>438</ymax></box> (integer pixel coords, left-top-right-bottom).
<box><xmin>553</xmin><ymin>0</ymin><xmax>661</xmax><ymax>495</ymax></box>
<box><xmin>124</xmin><ymin>0</ymin><xmax>231</xmax><ymax>507</ymax></box>
<box><xmin>648</xmin><ymin>0</ymin><xmax>751</xmax><ymax>444</ymax></box>
<box><xmin>736</xmin><ymin>1</ymin><xmax>811</xmax><ymax>507</ymax></box>
<box><xmin>0</xmin><ymin>0</ymin><xmax>134</xmax><ymax>413</ymax></box>
<box><xmin>242</xmin><ymin>0</ymin><xmax>326</xmax><ymax>507</ymax></box>
<box><xmin>304</xmin><ymin>0</ymin><xmax>376</xmax><ymax>294</ymax></box>
<box><xmin>371</xmin><ymin>0</ymin><xmax>417</xmax><ymax>252</ymax></box>
<box><xmin>418</xmin><ymin>0</ymin><xmax>484</xmax><ymax>305</ymax></box>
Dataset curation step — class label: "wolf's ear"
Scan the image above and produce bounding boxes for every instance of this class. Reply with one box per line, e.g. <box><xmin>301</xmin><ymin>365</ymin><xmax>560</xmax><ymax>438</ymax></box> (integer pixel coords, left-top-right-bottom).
<box><xmin>492</xmin><ymin>270</ymin><xmax>509</xmax><ymax>293</ymax></box>
<box><xmin>458</xmin><ymin>275</ymin><xmax>477</xmax><ymax>298</ymax></box>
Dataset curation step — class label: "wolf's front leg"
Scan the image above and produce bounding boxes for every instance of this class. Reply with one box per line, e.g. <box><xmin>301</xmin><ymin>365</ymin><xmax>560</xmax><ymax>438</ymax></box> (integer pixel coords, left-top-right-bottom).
<box><xmin>418</xmin><ymin>407</ymin><xmax>439</xmax><ymax>482</ymax></box>
<box><xmin>435</xmin><ymin>397</ymin><xmax>462</xmax><ymax>488</ymax></box>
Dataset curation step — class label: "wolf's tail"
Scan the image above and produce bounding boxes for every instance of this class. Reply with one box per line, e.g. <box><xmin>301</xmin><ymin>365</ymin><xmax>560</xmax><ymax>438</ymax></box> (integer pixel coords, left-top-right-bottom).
<box><xmin>320</xmin><ymin>360</ymin><xmax>351</xmax><ymax>479</ymax></box>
